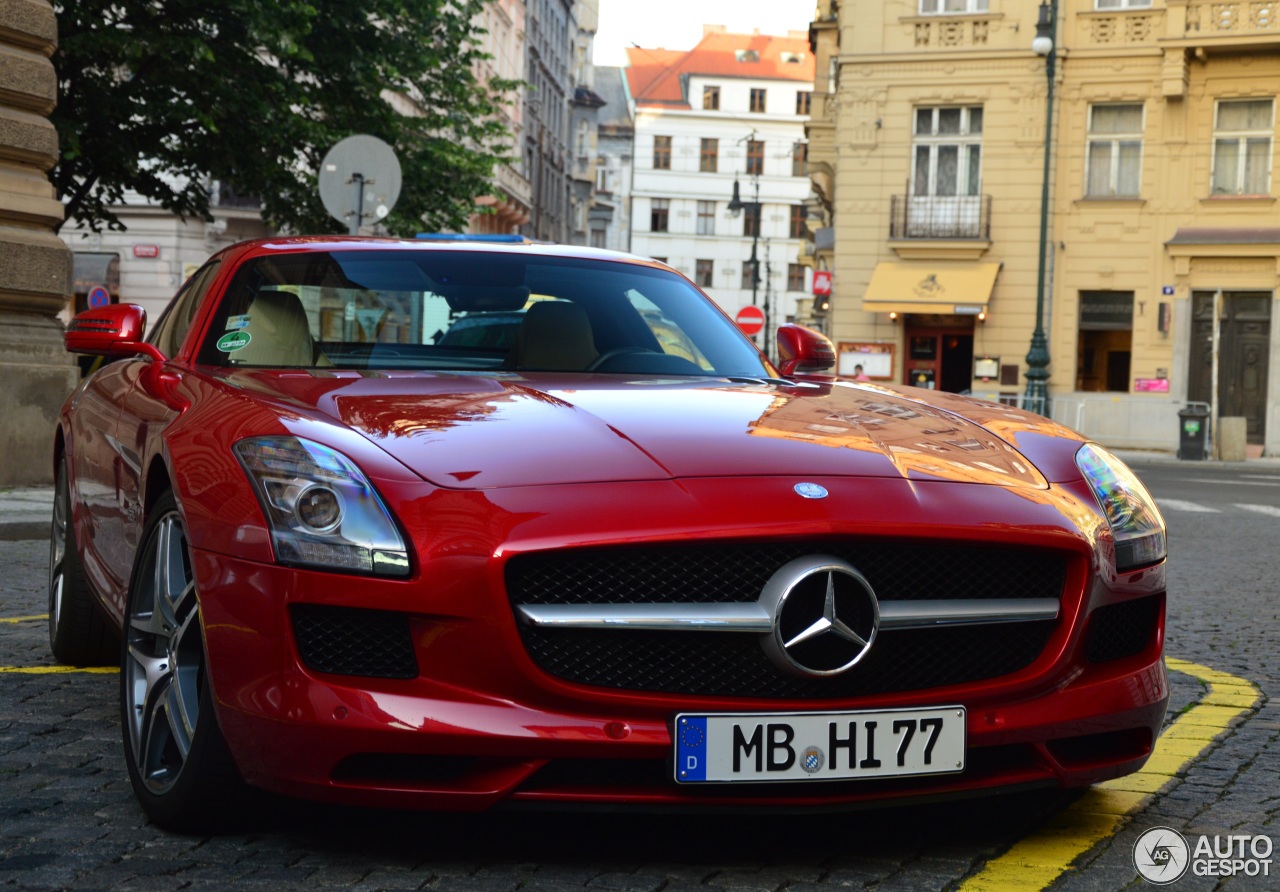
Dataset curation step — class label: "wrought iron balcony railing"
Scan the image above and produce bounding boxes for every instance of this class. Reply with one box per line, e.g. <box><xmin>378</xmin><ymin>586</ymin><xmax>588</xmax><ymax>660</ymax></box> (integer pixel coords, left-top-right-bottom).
<box><xmin>889</xmin><ymin>194</ymin><xmax>991</xmax><ymax>240</ymax></box>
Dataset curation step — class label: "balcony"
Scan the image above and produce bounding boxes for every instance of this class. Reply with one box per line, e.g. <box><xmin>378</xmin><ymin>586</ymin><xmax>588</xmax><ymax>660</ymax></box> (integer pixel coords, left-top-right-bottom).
<box><xmin>889</xmin><ymin>194</ymin><xmax>991</xmax><ymax>240</ymax></box>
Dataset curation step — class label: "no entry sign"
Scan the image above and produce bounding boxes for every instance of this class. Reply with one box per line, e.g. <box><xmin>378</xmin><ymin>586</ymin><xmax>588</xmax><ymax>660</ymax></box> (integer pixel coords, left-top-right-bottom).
<box><xmin>735</xmin><ymin>305</ymin><xmax>765</xmax><ymax>336</ymax></box>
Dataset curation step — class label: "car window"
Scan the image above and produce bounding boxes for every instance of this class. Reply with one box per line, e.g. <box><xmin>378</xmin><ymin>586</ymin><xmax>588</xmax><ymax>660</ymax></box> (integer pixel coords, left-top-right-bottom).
<box><xmin>195</xmin><ymin>251</ymin><xmax>770</xmax><ymax>378</ymax></box>
<box><xmin>149</xmin><ymin>260</ymin><xmax>221</xmax><ymax>359</ymax></box>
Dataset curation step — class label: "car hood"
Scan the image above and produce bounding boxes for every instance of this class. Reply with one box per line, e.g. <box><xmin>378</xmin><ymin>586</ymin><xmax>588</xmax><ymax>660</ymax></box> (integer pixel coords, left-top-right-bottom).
<box><xmin>228</xmin><ymin>372</ymin><xmax>1047</xmax><ymax>490</ymax></box>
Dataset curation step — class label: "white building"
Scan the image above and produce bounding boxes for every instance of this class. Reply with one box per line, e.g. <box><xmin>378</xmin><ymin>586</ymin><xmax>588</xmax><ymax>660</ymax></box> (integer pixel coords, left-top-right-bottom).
<box><xmin>626</xmin><ymin>27</ymin><xmax>815</xmax><ymax>352</ymax></box>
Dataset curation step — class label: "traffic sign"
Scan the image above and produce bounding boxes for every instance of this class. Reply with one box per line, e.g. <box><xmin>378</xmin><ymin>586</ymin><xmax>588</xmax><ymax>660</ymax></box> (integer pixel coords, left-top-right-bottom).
<box><xmin>735</xmin><ymin>305</ymin><xmax>765</xmax><ymax>336</ymax></box>
<box><xmin>813</xmin><ymin>270</ymin><xmax>832</xmax><ymax>296</ymax></box>
<box><xmin>87</xmin><ymin>285</ymin><xmax>111</xmax><ymax>309</ymax></box>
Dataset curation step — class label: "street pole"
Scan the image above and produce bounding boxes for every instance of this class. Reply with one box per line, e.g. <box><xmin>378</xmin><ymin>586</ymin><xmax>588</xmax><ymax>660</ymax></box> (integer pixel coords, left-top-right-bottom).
<box><xmin>1023</xmin><ymin>0</ymin><xmax>1058</xmax><ymax>417</ymax></box>
<box><xmin>730</xmin><ymin>169</ymin><xmax>765</xmax><ymax>353</ymax></box>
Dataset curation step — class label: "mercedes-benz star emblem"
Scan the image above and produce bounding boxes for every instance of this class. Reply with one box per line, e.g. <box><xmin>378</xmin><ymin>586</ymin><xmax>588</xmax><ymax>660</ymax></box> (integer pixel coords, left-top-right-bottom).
<box><xmin>794</xmin><ymin>482</ymin><xmax>829</xmax><ymax>499</ymax></box>
<box><xmin>758</xmin><ymin>556</ymin><xmax>880</xmax><ymax>677</ymax></box>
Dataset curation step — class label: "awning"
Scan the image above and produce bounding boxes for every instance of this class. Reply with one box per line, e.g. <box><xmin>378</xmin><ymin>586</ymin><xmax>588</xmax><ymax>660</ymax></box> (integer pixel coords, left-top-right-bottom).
<box><xmin>862</xmin><ymin>261</ymin><xmax>1001</xmax><ymax>315</ymax></box>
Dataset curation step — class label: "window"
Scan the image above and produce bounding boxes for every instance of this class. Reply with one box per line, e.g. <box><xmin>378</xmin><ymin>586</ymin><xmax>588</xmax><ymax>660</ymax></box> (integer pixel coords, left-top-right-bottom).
<box><xmin>650</xmin><ymin>198</ymin><xmax>670</xmax><ymax>232</ymax></box>
<box><xmin>741</xmin><ymin>262</ymin><xmax>758</xmax><ymax>291</ymax></box>
<box><xmin>735</xmin><ymin>49</ymin><xmax>760</xmax><ymax>63</ymax></box>
<box><xmin>750</xmin><ymin>89</ymin><xmax>767</xmax><ymax>113</ymax></box>
<box><xmin>912</xmin><ymin>106</ymin><xmax>983</xmax><ymax>196</ymax></box>
<box><xmin>743</xmin><ymin>202</ymin><xmax>761</xmax><ymax>238</ymax></box>
<box><xmin>919</xmin><ymin>0</ymin><xmax>988</xmax><ymax>12</ymax></box>
<box><xmin>151</xmin><ymin>260</ymin><xmax>221</xmax><ymax>358</ymax></box>
<box><xmin>595</xmin><ymin>166</ymin><xmax>609</xmax><ymax>192</ymax></box>
<box><xmin>1212</xmin><ymin>99</ymin><xmax>1273</xmax><ymax>195</ymax></box>
<box><xmin>703</xmin><ymin>85</ymin><xmax>720</xmax><ymax>111</ymax></box>
<box><xmin>700</xmin><ymin>138</ymin><xmax>719</xmax><ymax>173</ymax></box>
<box><xmin>576</xmin><ymin>120</ymin><xmax>589</xmax><ymax>157</ymax></box>
<box><xmin>1076</xmin><ymin>292</ymin><xmax>1134</xmax><ymax>393</ymax></box>
<box><xmin>1095</xmin><ymin>0</ymin><xmax>1150</xmax><ymax>8</ymax></box>
<box><xmin>590</xmin><ymin>229</ymin><xmax>606</xmax><ymax>249</ymax></box>
<box><xmin>1086</xmin><ymin>104</ymin><xmax>1143</xmax><ymax>198</ymax></box>
<box><xmin>796</xmin><ymin>91</ymin><xmax>812</xmax><ymax>115</ymax></box>
<box><xmin>790</xmin><ymin>205</ymin><xmax>808</xmax><ymax>239</ymax></box>
<box><xmin>653</xmin><ymin>135</ymin><xmax>672</xmax><ymax>170</ymax></box>
<box><xmin>696</xmin><ymin>200</ymin><xmax>716</xmax><ymax>236</ymax></box>
<box><xmin>792</xmin><ymin>142</ymin><xmax>809</xmax><ymax>177</ymax></box>
<box><xmin>787</xmin><ymin>264</ymin><xmax>807</xmax><ymax>292</ymax></box>
<box><xmin>696</xmin><ymin>259</ymin><xmax>714</xmax><ymax>288</ymax></box>
<box><xmin>746</xmin><ymin>139</ymin><xmax>765</xmax><ymax>176</ymax></box>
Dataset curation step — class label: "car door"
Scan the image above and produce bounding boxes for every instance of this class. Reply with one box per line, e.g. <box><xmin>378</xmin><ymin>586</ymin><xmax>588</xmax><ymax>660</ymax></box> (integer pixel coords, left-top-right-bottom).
<box><xmin>109</xmin><ymin>261</ymin><xmax>221</xmax><ymax>617</ymax></box>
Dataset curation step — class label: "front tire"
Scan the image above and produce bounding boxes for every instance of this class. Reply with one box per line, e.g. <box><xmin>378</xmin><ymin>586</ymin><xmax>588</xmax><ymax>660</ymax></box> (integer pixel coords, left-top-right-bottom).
<box><xmin>120</xmin><ymin>490</ymin><xmax>251</xmax><ymax>832</ymax></box>
<box><xmin>48</xmin><ymin>457</ymin><xmax>115</xmax><ymax>665</ymax></box>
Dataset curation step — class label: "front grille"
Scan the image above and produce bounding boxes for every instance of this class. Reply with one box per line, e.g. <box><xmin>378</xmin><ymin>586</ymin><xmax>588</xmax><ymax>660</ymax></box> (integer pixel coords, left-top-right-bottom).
<box><xmin>507</xmin><ymin>542</ymin><xmax>1067</xmax><ymax>699</ymax></box>
<box><xmin>291</xmin><ymin>604</ymin><xmax>418</xmax><ymax>679</ymax></box>
<box><xmin>507</xmin><ymin>542</ymin><xmax>1066</xmax><ymax>606</ymax></box>
<box><xmin>1085</xmin><ymin>595</ymin><xmax>1162</xmax><ymax>663</ymax></box>
<box><xmin>520</xmin><ymin>622</ymin><xmax>1055</xmax><ymax>698</ymax></box>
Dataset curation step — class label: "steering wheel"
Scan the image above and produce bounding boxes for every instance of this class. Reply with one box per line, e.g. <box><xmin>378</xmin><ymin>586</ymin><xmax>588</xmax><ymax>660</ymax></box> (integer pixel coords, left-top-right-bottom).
<box><xmin>586</xmin><ymin>346</ymin><xmax>654</xmax><ymax>371</ymax></box>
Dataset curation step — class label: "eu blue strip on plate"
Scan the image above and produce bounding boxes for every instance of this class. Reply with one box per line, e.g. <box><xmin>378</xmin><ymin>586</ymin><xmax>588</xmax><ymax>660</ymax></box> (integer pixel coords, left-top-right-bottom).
<box><xmin>675</xmin><ymin>716</ymin><xmax>707</xmax><ymax>781</ymax></box>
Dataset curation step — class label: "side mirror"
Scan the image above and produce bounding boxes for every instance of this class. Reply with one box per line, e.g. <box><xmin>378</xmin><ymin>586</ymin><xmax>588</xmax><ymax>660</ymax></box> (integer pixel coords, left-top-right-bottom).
<box><xmin>64</xmin><ymin>304</ymin><xmax>164</xmax><ymax>362</ymax></box>
<box><xmin>776</xmin><ymin>323</ymin><xmax>836</xmax><ymax>378</ymax></box>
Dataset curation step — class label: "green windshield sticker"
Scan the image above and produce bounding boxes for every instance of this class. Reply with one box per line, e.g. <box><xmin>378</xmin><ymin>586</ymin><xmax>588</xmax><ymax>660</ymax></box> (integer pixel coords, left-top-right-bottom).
<box><xmin>217</xmin><ymin>331</ymin><xmax>252</xmax><ymax>353</ymax></box>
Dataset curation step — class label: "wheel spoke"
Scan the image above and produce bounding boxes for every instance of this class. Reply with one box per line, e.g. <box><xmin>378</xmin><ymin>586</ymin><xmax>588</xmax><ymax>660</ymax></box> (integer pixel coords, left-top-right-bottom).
<box><xmin>138</xmin><ymin>675</ymin><xmax>174</xmax><ymax>783</ymax></box>
<box><xmin>164</xmin><ymin>677</ymin><xmax>194</xmax><ymax>761</ymax></box>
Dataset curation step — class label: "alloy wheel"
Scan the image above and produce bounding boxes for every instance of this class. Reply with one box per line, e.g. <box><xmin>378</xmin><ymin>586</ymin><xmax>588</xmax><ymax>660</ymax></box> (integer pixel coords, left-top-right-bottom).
<box><xmin>123</xmin><ymin>510</ymin><xmax>203</xmax><ymax>795</ymax></box>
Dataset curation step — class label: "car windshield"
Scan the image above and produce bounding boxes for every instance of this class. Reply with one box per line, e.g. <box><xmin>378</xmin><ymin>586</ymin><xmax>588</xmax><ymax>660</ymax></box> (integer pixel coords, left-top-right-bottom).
<box><xmin>197</xmin><ymin>250</ymin><xmax>773</xmax><ymax>378</ymax></box>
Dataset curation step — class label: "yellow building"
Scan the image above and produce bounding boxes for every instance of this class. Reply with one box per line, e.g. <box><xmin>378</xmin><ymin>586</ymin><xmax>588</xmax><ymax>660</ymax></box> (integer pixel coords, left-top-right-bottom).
<box><xmin>808</xmin><ymin>0</ymin><xmax>1280</xmax><ymax>456</ymax></box>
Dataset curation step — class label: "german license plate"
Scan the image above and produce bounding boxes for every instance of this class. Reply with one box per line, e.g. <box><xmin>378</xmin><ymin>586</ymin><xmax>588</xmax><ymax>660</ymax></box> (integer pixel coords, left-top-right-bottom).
<box><xmin>673</xmin><ymin>707</ymin><xmax>965</xmax><ymax>783</ymax></box>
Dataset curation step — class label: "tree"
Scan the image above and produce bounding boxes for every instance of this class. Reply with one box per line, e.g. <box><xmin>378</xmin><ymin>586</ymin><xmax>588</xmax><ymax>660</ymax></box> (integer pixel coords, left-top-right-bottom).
<box><xmin>52</xmin><ymin>0</ymin><xmax>519</xmax><ymax>236</ymax></box>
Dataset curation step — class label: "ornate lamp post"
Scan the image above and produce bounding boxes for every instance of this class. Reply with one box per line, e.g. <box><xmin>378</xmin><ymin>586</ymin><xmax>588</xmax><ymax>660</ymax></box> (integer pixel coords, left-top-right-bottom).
<box><xmin>728</xmin><ymin>172</ymin><xmax>765</xmax><ymax>354</ymax></box>
<box><xmin>1023</xmin><ymin>0</ymin><xmax>1058</xmax><ymax>417</ymax></box>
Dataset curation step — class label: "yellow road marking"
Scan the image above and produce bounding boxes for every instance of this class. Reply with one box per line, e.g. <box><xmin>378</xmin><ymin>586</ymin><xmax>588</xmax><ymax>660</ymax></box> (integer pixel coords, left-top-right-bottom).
<box><xmin>0</xmin><ymin>665</ymin><xmax>117</xmax><ymax>675</ymax></box>
<box><xmin>957</xmin><ymin>657</ymin><xmax>1262</xmax><ymax>891</ymax></box>
<box><xmin>0</xmin><ymin>615</ymin><xmax>46</xmax><ymax>624</ymax></box>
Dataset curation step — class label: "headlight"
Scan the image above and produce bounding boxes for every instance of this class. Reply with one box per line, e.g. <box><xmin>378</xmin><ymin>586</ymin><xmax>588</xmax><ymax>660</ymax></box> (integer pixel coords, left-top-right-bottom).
<box><xmin>1074</xmin><ymin>443</ymin><xmax>1165</xmax><ymax>572</ymax></box>
<box><xmin>234</xmin><ymin>436</ymin><xmax>410</xmax><ymax>577</ymax></box>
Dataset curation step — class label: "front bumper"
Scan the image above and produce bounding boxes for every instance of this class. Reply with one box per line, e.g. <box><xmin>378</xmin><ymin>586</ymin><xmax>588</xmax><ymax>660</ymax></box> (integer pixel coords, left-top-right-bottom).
<box><xmin>195</xmin><ymin>546</ymin><xmax>1167</xmax><ymax>812</ymax></box>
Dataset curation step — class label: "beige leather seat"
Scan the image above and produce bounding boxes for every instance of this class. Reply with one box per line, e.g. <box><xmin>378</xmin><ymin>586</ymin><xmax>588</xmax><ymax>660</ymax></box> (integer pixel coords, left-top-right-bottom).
<box><xmin>510</xmin><ymin>301</ymin><xmax>598</xmax><ymax>370</ymax></box>
<box><xmin>234</xmin><ymin>289</ymin><xmax>320</xmax><ymax>367</ymax></box>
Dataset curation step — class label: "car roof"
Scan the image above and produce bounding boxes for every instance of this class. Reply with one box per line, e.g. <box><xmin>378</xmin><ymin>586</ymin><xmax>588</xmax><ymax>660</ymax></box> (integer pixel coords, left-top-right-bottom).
<box><xmin>212</xmin><ymin>235</ymin><xmax>669</xmax><ymax>272</ymax></box>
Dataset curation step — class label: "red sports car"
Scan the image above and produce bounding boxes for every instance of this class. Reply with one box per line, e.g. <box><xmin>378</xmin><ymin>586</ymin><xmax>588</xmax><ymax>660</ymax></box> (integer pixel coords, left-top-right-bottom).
<box><xmin>49</xmin><ymin>236</ymin><xmax>1168</xmax><ymax>831</ymax></box>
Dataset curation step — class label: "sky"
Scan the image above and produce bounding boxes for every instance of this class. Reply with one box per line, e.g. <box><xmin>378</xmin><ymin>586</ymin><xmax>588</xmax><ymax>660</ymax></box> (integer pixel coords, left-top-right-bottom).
<box><xmin>592</xmin><ymin>0</ymin><xmax>815</xmax><ymax>67</ymax></box>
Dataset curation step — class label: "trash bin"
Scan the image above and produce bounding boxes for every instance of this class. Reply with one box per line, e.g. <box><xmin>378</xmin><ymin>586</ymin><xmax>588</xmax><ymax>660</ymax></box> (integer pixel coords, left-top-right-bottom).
<box><xmin>1177</xmin><ymin>405</ymin><xmax>1210</xmax><ymax>460</ymax></box>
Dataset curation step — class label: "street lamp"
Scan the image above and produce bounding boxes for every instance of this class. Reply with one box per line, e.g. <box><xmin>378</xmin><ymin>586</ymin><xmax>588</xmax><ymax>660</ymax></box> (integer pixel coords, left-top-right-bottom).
<box><xmin>728</xmin><ymin>172</ymin><xmax>766</xmax><ymax>354</ymax></box>
<box><xmin>1023</xmin><ymin>0</ymin><xmax>1057</xmax><ymax>417</ymax></box>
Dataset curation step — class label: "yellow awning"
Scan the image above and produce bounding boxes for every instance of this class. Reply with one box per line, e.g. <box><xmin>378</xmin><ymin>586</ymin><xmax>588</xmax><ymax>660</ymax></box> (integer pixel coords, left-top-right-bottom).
<box><xmin>862</xmin><ymin>261</ymin><xmax>1001</xmax><ymax>315</ymax></box>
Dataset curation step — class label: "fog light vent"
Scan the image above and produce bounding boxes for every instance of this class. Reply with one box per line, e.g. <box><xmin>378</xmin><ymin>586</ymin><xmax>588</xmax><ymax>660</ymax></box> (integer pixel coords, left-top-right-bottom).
<box><xmin>292</xmin><ymin>604</ymin><xmax>417</xmax><ymax>679</ymax></box>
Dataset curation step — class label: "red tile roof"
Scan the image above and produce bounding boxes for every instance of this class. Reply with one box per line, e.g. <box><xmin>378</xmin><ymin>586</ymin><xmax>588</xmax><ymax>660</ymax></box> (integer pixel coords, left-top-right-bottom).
<box><xmin>626</xmin><ymin>30</ymin><xmax>815</xmax><ymax>109</ymax></box>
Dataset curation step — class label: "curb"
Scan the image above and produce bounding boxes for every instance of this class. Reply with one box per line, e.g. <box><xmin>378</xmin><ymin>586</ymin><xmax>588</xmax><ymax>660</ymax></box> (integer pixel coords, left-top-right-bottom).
<box><xmin>0</xmin><ymin>521</ymin><xmax>50</xmax><ymax>542</ymax></box>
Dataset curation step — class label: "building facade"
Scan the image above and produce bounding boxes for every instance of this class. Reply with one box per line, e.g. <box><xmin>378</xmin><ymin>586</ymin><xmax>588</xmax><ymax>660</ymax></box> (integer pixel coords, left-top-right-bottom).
<box><xmin>627</xmin><ymin>28</ymin><xmax>816</xmax><ymax>355</ymax></box>
<box><xmin>809</xmin><ymin>0</ymin><xmax>1280</xmax><ymax>456</ymax></box>
<box><xmin>0</xmin><ymin>0</ymin><xmax>76</xmax><ymax>485</ymax></box>
<box><xmin>468</xmin><ymin>0</ymin><xmax>533</xmax><ymax>234</ymax></box>
<box><xmin>592</xmin><ymin>66</ymin><xmax>635</xmax><ymax>253</ymax></box>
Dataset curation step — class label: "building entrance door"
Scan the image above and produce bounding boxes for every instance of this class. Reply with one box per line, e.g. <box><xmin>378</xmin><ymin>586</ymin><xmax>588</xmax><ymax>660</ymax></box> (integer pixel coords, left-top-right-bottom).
<box><xmin>904</xmin><ymin>316</ymin><xmax>975</xmax><ymax>393</ymax></box>
<box><xmin>1189</xmin><ymin>291</ymin><xmax>1271</xmax><ymax>445</ymax></box>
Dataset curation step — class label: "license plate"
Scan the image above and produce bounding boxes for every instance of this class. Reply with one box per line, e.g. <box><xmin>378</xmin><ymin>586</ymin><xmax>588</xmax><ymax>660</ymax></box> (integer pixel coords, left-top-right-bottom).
<box><xmin>673</xmin><ymin>706</ymin><xmax>966</xmax><ymax>783</ymax></box>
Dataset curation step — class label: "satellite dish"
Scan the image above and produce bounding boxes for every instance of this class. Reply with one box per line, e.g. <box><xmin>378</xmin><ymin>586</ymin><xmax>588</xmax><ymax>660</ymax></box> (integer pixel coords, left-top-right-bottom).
<box><xmin>318</xmin><ymin>135</ymin><xmax>402</xmax><ymax>235</ymax></box>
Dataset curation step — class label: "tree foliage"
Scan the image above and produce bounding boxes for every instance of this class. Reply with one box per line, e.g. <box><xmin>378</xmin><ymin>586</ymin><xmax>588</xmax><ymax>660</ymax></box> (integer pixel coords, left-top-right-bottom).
<box><xmin>52</xmin><ymin>0</ymin><xmax>519</xmax><ymax>236</ymax></box>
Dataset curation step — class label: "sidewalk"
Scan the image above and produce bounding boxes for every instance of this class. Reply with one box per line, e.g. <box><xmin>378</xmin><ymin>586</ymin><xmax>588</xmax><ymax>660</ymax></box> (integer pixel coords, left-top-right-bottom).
<box><xmin>0</xmin><ymin>487</ymin><xmax>53</xmax><ymax>541</ymax></box>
